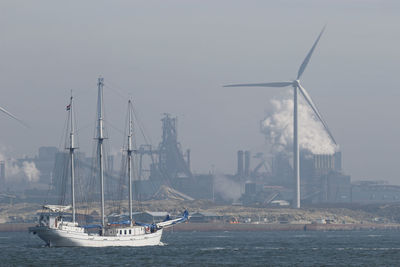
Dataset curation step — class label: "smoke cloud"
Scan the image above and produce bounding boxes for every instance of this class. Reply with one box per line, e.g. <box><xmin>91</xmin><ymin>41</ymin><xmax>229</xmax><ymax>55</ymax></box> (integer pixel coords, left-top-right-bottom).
<box><xmin>0</xmin><ymin>152</ymin><xmax>40</xmax><ymax>183</ymax></box>
<box><xmin>213</xmin><ymin>174</ymin><xmax>242</xmax><ymax>202</ymax></box>
<box><xmin>22</xmin><ymin>161</ymin><xmax>40</xmax><ymax>182</ymax></box>
<box><xmin>261</xmin><ymin>94</ymin><xmax>337</xmax><ymax>155</ymax></box>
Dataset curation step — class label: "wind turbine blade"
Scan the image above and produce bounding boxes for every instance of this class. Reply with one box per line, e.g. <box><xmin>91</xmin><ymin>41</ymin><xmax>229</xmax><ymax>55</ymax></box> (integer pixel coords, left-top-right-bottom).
<box><xmin>224</xmin><ymin>82</ymin><xmax>293</xmax><ymax>88</ymax></box>
<box><xmin>297</xmin><ymin>85</ymin><xmax>336</xmax><ymax>145</ymax></box>
<box><xmin>0</xmin><ymin>106</ymin><xmax>29</xmax><ymax>128</ymax></box>
<box><xmin>297</xmin><ymin>26</ymin><xmax>326</xmax><ymax>80</ymax></box>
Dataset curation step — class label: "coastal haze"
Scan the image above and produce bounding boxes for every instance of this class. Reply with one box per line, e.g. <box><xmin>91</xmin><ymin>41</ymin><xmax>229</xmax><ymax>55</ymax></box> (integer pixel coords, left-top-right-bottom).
<box><xmin>0</xmin><ymin>1</ymin><xmax>399</xmax><ymax>184</ymax></box>
<box><xmin>0</xmin><ymin>0</ymin><xmax>398</xmax><ymax>185</ymax></box>
<box><xmin>2</xmin><ymin>1</ymin><xmax>400</xmax><ymax>264</ymax></box>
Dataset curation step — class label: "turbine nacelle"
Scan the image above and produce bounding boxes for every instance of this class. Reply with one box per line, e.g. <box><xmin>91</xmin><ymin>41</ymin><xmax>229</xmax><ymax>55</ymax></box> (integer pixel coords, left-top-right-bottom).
<box><xmin>292</xmin><ymin>80</ymin><xmax>300</xmax><ymax>87</ymax></box>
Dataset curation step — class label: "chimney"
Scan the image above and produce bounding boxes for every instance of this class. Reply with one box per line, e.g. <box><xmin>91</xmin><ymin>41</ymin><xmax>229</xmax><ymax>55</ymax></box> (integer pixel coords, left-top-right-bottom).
<box><xmin>0</xmin><ymin>161</ymin><xmax>5</xmax><ymax>186</ymax></box>
<box><xmin>334</xmin><ymin>151</ymin><xmax>342</xmax><ymax>172</ymax></box>
<box><xmin>237</xmin><ymin>150</ymin><xmax>244</xmax><ymax>177</ymax></box>
<box><xmin>186</xmin><ymin>149</ymin><xmax>191</xmax><ymax>171</ymax></box>
<box><xmin>244</xmin><ymin>151</ymin><xmax>251</xmax><ymax>177</ymax></box>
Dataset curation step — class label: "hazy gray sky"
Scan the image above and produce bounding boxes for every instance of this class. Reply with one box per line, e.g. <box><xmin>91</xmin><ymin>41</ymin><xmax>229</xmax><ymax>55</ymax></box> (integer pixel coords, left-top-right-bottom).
<box><xmin>0</xmin><ymin>0</ymin><xmax>399</xmax><ymax>183</ymax></box>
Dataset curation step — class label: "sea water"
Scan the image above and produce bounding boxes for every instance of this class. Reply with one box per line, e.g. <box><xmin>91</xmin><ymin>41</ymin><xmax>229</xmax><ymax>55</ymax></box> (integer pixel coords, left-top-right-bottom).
<box><xmin>1</xmin><ymin>230</ymin><xmax>400</xmax><ymax>266</ymax></box>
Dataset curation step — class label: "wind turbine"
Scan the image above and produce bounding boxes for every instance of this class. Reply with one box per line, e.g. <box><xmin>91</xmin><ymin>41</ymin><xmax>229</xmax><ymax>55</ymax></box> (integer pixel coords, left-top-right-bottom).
<box><xmin>0</xmin><ymin>105</ymin><xmax>28</xmax><ymax>128</ymax></box>
<box><xmin>224</xmin><ymin>26</ymin><xmax>336</xmax><ymax>208</ymax></box>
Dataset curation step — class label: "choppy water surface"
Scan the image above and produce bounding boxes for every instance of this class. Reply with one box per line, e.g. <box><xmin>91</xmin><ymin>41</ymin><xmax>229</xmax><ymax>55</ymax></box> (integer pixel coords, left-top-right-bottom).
<box><xmin>1</xmin><ymin>230</ymin><xmax>400</xmax><ymax>266</ymax></box>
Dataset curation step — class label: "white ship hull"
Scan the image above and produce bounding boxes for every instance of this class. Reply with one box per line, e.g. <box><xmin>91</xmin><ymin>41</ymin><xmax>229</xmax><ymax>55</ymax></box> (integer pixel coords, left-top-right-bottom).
<box><xmin>30</xmin><ymin>226</ymin><xmax>163</xmax><ymax>247</ymax></box>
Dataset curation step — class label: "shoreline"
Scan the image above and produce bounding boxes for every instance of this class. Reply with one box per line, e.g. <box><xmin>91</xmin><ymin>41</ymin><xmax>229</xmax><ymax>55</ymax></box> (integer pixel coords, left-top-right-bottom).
<box><xmin>168</xmin><ymin>223</ymin><xmax>400</xmax><ymax>232</ymax></box>
<box><xmin>2</xmin><ymin>222</ymin><xmax>400</xmax><ymax>232</ymax></box>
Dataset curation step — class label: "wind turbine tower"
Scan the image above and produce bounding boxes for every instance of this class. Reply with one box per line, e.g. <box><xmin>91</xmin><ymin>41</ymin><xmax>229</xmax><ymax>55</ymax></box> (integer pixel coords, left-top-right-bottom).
<box><xmin>224</xmin><ymin>26</ymin><xmax>336</xmax><ymax>208</ymax></box>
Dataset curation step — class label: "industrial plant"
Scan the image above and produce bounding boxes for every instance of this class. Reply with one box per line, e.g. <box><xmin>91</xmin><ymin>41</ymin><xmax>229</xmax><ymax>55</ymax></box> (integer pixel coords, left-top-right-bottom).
<box><xmin>0</xmin><ymin>25</ymin><xmax>398</xmax><ymax>220</ymax></box>
<box><xmin>1</xmin><ymin>112</ymin><xmax>400</xmax><ymax>208</ymax></box>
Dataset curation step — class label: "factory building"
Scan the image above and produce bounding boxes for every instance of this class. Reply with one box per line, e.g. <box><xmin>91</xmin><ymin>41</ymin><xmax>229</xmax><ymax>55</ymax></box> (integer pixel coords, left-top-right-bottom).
<box><xmin>237</xmin><ymin>148</ymin><xmax>400</xmax><ymax>206</ymax></box>
<box><xmin>351</xmin><ymin>181</ymin><xmax>400</xmax><ymax>203</ymax></box>
<box><xmin>12</xmin><ymin>146</ymin><xmax>59</xmax><ymax>186</ymax></box>
<box><xmin>36</xmin><ymin>146</ymin><xmax>58</xmax><ymax>184</ymax></box>
<box><xmin>238</xmin><ymin>148</ymin><xmax>352</xmax><ymax>206</ymax></box>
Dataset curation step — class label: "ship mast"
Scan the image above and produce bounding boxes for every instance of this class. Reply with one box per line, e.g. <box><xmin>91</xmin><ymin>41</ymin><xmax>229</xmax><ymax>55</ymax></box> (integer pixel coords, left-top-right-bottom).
<box><xmin>127</xmin><ymin>100</ymin><xmax>134</xmax><ymax>225</ymax></box>
<box><xmin>68</xmin><ymin>95</ymin><xmax>76</xmax><ymax>223</ymax></box>
<box><xmin>97</xmin><ymin>77</ymin><xmax>105</xmax><ymax>229</ymax></box>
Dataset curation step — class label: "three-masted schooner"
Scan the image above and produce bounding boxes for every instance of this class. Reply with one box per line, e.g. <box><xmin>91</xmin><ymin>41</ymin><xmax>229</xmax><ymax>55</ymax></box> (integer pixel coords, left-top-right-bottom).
<box><xmin>29</xmin><ymin>78</ymin><xmax>188</xmax><ymax>247</ymax></box>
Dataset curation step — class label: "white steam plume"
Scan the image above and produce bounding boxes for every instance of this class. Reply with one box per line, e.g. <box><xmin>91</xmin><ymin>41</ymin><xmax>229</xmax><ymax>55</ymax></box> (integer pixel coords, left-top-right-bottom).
<box><xmin>22</xmin><ymin>161</ymin><xmax>40</xmax><ymax>182</ymax></box>
<box><xmin>213</xmin><ymin>174</ymin><xmax>242</xmax><ymax>202</ymax></box>
<box><xmin>0</xmin><ymin>152</ymin><xmax>40</xmax><ymax>183</ymax></box>
<box><xmin>261</xmin><ymin>94</ymin><xmax>337</xmax><ymax>155</ymax></box>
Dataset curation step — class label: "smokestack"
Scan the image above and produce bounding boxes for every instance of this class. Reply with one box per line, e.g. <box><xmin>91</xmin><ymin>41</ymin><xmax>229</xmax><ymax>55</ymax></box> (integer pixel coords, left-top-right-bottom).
<box><xmin>186</xmin><ymin>149</ymin><xmax>191</xmax><ymax>172</ymax></box>
<box><xmin>0</xmin><ymin>161</ymin><xmax>5</xmax><ymax>186</ymax></box>
<box><xmin>237</xmin><ymin>150</ymin><xmax>244</xmax><ymax>177</ymax></box>
<box><xmin>244</xmin><ymin>151</ymin><xmax>251</xmax><ymax>177</ymax></box>
<box><xmin>334</xmin><ymin>151</ymin><xmax>342</xmax><ymax>172</ymax></box>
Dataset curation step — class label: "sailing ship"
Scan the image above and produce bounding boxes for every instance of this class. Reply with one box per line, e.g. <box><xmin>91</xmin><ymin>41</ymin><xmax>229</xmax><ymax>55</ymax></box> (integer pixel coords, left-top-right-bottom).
<box><xmin>29</xmin><ymin>77</ymin><xmax>188</xmax><ymax>247</ymax></box>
